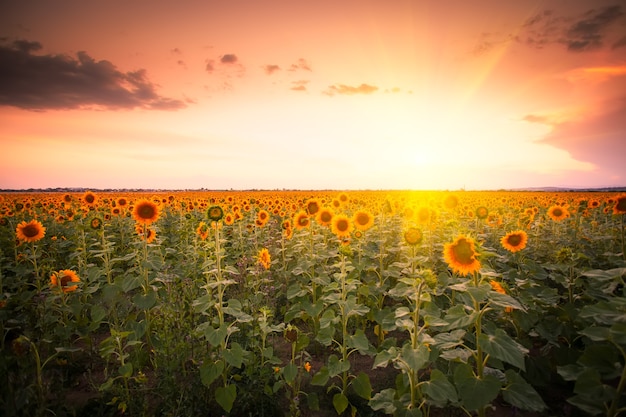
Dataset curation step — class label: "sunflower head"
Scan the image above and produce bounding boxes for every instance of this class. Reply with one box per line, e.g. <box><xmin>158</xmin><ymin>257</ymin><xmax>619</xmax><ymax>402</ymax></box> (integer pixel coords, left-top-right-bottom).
<box><xmin>331</xmin><ymin>214</ymin><xmax>353</xmax><ymax>238</ymax></box>
<box><xmin>500</xmin><ymin>230</ymin><xmax>528</xmax><ymax>253</ymax></box>
<box><xmin>475</xmin><ymin>206</ymin><xmax>489</xmax><ymax>220</ymax></box>
<box><xmin>207</xmin><ymin>205</ymin><xmax>224</xmax><ymax>222</ymax></box>
<box><xmin>316</xmin><ymin>208</ymin><xmax>334</xmax><ymax>226</ymax></box>
<box><xmin>16</xmin><ymin>219</ymin><xmax>46</xmax><ymax>243</ymax></box>
<box><xmin>547</xmin><ymin>205</ymin><xmax>568</xmax><ymax>221</ymax></box>
<box><xmin>90</xmin><ymin>217</ymin><xmax>103</xmax><ymax>230</ymax></box>
<box><xmin>83</xmin><ymin>191</ymin><xmax>98</xmax><ymax>206</ymax></box>
<box><xmin>305</xmin><ymin>199</ymin><xmax>320</xmax><ymax>216</ymax></box>
<box><xmin>50</xmin><ymin>270</ymin><xmax>80</xmax><ymax>293</ymax></box>
<box><xmin>133</xmin><ymin>200</ymin><xmax>160</xmax><ymax>224</ymax></box>
<box><xmin>257</xmin><ymin>248</ymin><xmax>271</xmax><ymax>270</ymax></box>
<box><xmin>293</xmin><ymin>210</ymin><xmax>310</xmax><ymax>229</ymax></box>
<box><xmin>443</xmin><ymin>235</ymin><xmax>481</xmax><ymax>276</ymax></box>
<box><xmin>404</xmin><ymin>227</ymin><xmax>423</xmax><ymax>246</ymax></box>
<box><xmin>353</xmin><ymin>210</ymin><xmax>374</xmax><ymax>231</ymax></box>
<box><xmin>613</xmin><ymin>194</ymin><xmax>626</xmax><ymax>215</ymax></box>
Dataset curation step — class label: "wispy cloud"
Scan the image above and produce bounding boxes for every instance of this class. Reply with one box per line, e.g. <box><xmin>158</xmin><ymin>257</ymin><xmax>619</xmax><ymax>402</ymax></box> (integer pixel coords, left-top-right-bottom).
<box><xmin>263</xmin><ymin>64</ymin><xmax>280</xmax><ymax>75</ymax></box>
<box><xmin>323</xmin><ymin>83</ymin><xmax>379</xmax><ymax>96</ymax></box>
<box><xmin>288</xmin><ymin>58</ymin><xmax>311</xmax><ymax>72</ymax></box>
<box><xmin>0</xmin><ymin>39</ymin><xmax>187</xmax><ymax>111</ymax></box>
<box><xmin>290</xmin><ymin>80</ymin><xmax>308</xmax><ymax>92</ymax></box>
<box><xmin>220</xmin><ymin>53</ymin><xmax>238</xmax><ymax>64</ymax></box>
<box><xmin>521</xmin><ymin>5</ymin><xmax>625</xmax><ymax>52</ymax></box>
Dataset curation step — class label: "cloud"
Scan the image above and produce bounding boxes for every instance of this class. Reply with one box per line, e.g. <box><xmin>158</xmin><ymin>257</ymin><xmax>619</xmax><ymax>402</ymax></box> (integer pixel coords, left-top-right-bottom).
<box><xmin>290</xmin><ymin>80</ymin><xmax>308</xmax><ymax>92</ymax></box>
<box><xmin>288</xmin><ymin>58</ymin><xmax>311</xmax><ymax>72</ymax></box>
<box><xmin>323</xmin><ymin>83</ymin><xmax>379</xmax><ymax>96</ymax></box>
<box><xmin>205</xmin><ymin>59</ymin><xmax>215</xmax><ymax>73</ymax></box>
<box><xmin>529</xmin><ymin>96</ymin><xmax>626</xmax><ymax>180</ymax></box>
<box><xmin>263</xmin><ymin>64</ymin><xmax>280</xmax><ymax>75</ymax></box>
<box><xmin>522</xmin><ymin>5</ymin><xmax>625</xmax><ymax>52</ymax></box>
<box><xmin>220</xmin><ymin>53</ymin><xmax>238</xmax><ymax>64</ymax></box>
<box><xmin>0</xmin><ymin>39</ymin><xmax>186</xmax><ymax>111</ymax></box>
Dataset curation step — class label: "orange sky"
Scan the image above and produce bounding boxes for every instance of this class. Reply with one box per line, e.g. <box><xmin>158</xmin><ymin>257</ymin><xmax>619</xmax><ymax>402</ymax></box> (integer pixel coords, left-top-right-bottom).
<box><xmin>1</xmin><ymin>0</ymin><xmax>625</xmax><ymax>190</ymax></box>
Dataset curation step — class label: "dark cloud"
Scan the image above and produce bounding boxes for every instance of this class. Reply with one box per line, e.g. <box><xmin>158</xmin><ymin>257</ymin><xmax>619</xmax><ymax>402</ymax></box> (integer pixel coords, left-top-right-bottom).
<box><xmin>288</xmin><ymin>58</ymin><xmax>311</xmax><ymax>72</ymax></box>
<box><xmin>205</xmin><ymin>59</ymin><xmax>215</xmax><ymax>73</ymax></box>
<box><xmin>220</xmin><ymin>54</ymin><xmax>238</xmax><ymax>64</ymax></box>
<box><xmin>323</xmin><ymin>83</ymin><xmax>378</xmax><ymax>96</ymax></box>
<box><xmin>0</xmin><ymin>39</ymin><xmax>186</xmax><ymax>111</ymax></box>
<box><xmin>522</xmin><ymin>5</ymin><xmax>625</xmax><ymax>52</ymax></box>
<box><xmin>530</xmin><ymin>96</ymin><xmax>626</xmax><ymax>178</ymax></box>
<box><xmin>613</xmin><ymin>35</ymin><xmax>626</xmax><ymax>49</ymax></box>
<box><xmin>263</xmin><ymin>64</ymin><xmax>280</xmax><ymax>75</ymax></box>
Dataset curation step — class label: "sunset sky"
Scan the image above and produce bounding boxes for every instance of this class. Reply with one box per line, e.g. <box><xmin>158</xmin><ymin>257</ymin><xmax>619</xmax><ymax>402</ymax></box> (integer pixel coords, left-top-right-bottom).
<box><xmin>1</xmin><ymin>0</ymin><xmax>625</xmax><ymax>190</ymax></box>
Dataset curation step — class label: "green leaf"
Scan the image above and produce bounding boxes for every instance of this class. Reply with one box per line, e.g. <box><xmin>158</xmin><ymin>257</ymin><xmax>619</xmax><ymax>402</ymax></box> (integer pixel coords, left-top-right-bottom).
<box><xmin>478</xmin><ymin>329</ymin><xmax>528</xmax><ymax>370</ymax></box>
<box><xmin>348</xmin><ymin>329</ymin><xmax>373</xmax><ymax>355</ymax></box>
<box><xmin>307</xmin><ymin>392</ymin><xmax>319</xmax><ymax>410</ymax></box>
<box><xmin>442</xmin><ymin>305</ymin><xmax>477</xmax><ymax>330</ymax></box>
<box><xmin>433</xmin><ymin>329</ymin><xmax>466</xmax><ymax>349</ymax></box>
<box><xmin>422</xmin><ymin>369</ymin><xmax>457</xmax><ymax>404</ymax></box>
<box><xmin>311</xmin><ymin>366</ymin><xmax>329</xmax><ymax>386</ymax></box>
<box><xmin>203</xmin><ymin>323</ymin><xmax>228</xmax><ymax>347</ymax></box>
<box><xmin>283</xmin><ymin>363</ymin><xmax>297</xmax><ymax>384</ymax></box>
<box><xmin>200</xmin><ymin>360</ymin><xmax>224</xmax><ymax>387</ymax></box>
<box><xmin>373</xmin><ymin>348</ymin><xmax>396</xmax><ymax>369</ymax></box>
<box><xmin>327</xmin><ymin>354</ymin><xmax>350</xmax><ymax>377</ymax></box>
<box><xmin>369</xmin><ymin>388</ymin><xmax>397</xmax><ymax>413</ymax></box>
<box><xmin>351</xmin><ymin>372</ymin><xmax>372</xmax><ymax>400</ymax></box>
<box><xmin>90</xmin><ymin>304</ymin><xmax>107</xmax><ymax>324</ymax></box>
<box><xmin>333</xmin><ymin>392</ymin><xmax>349</xmax><ymax>415</ymax></box>
<box><xmin>132</xmin><ymin>290</ymin><xmax>156</xmax><ymax>310</ymax></box>
<box><xmin>502</xmin><ymin>370</ymin><xmax>546</xmax><ymax>412</ymax></box>
<box><xmin>223</xmin><ymin>342</ymin><xmax>247</xmax><ymax>368</ymax></box>
<box><xmin>579</xmin><ymin>326</ymin><xmax>610</xmax><ymax>342</ymax></box>
<box><xmin>118</xmin><ymin>362</ymin><xmax>133</xmax><ymax>378</ymax></box>
<box><xmin>215</xmin><ymin>384</ymin><xmax>237</xmax><ymax>413</ymax></box>
<box><xmin>488</xmin><ymin>291</ymin><xmax>525</xmax><ymax>311</ymax></box>
<box><xmin>400</xmin><ymin>343</ymin><xmax>430</xmax><ymax>371</ymax></box>
<box><xmin>454</xmin><ymin>363</ymin><xmax>501</xmax><ymax>411</ymax></box>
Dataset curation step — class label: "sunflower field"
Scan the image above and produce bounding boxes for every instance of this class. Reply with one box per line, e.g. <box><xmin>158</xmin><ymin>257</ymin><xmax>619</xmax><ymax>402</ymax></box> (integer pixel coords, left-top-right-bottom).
<box><xmin>1</xmin><ymin>190</ymin><xmax>626</xmax><ymax>417</ymax></box>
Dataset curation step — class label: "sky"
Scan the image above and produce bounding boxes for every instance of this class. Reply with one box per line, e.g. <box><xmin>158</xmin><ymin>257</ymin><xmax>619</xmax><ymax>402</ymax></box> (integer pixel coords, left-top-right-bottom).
<box><xmin>1</xmin><ymin>0</ymin><xmax>625</xmax><ymax>191</ymax></box>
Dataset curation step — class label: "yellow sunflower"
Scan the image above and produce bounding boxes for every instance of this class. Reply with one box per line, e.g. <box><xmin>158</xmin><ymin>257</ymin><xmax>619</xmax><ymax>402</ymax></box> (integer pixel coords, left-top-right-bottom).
<box><xmin>293</xmin><ymin>210</ymin><xmax>310</xmax><ymax>229</ymax></box>
<box><xmin>331</xmin><ymin>214</ymin><xmax>353</xmax><ymax>238</ymax></box>
<box><xmin>82</xmin><ymin>191</ymin><xmax>98</xmax><ymax>207</ymax></box>
<box><xmin>196</xmin><ymin>221</ymin><xmax>210</xmax><ymax>240</ymax></box>
<box><xmin>443</xmin><ymin>235</ymin><xmax>481</xmax><ymax>276</ymax></box>
<box><xmin>136</xmin><ymin>224</ymin><xmax>157</xmax><ymax>243</ymax></box>
<box><xmin>500</xmin><ymin>230</ymin><xmax>528</xmax><ymax>253</ymax></box>
<box><xmin>50</xmin><ymin>270</ymin><xmax>80</xmax><ymax>293</ymax></box>
<box><xmin>404</xmin><ymin>227</ymin><xmax>423</xmax><ymax>246</ymax></box>
<box><xmin>133</xmin><ymin>200</ymin><xmax>160</xmax><ymax>224</ymax></box>
<box><xmin>207</xmin><ymin>205</ymin><xmax>224</xmax><ymax>222</ymax></box>
<box><xmin>257</xmin><ymin>248</ymin><xmax>271</xmax><ymax>270</ymax></box>
<box><xmin>316</xmin><ymin>208</ymin><xmax>334</xmax><ymax>227</ymax></box>
<box><xmin>353</xmin><ymin>210</ymin><xmax>374</xmax><ymax>231</ymax></box>
<box><xmin>305</xmin><ymin>199</ymin><xmax>321</xmax><ymax>217</ymax></box>
<box><xmin>16</xmin><ymin>219</ymin><xmax>46</xmax><ymax>243</ymax></box>
<box><xmin>475</xmin><ymin>206</ymin><xmax>489</xmax><ymax>220</ymax></box>
<box><xmin>547</xmin><ymin>205</ymin><xmax>568</xmax><ymax>221</ymax></box>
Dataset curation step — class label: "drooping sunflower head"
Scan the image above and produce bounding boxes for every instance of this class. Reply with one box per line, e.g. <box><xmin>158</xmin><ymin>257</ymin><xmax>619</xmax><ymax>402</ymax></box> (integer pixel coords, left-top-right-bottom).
<box><xmin>90</xmin><ymin>217</ymin><xmax>103</xmax><ymax>230</ymax></box>
<box><xmin>613</xmin><ymin>194</ymin><xmax>626</xmax><ymax>215</ymax></box>
<box><xmin>136</xmin><ymin>224</ymin><xmax>157</xmax><ymax>243</ymax></box>
<box><xmin>133</xmin><ymin>200</ymin><xmax>160</xmax><ymax>224</ymax></box>
<box><xmin>196</xmin><ymin>221</ymin><xmax>210</xmax><ymax>240</ymax></box>
<box><xmin>443</xmin><ymin>235</ymin><xmax>481</xmax><ymax>276</ymax></box>
<box><xmin>500</xmin><ymin>230</ymin><xmax>528</xmax><ymax>253</ymax></box>
<box><xmin>404</xmin><ymin>227</ymin><xmax>423</xmax><ymax>246</ymax></box>
<box><xmin>353</xmin><ymin>210</ymin><xmax>374</xmax><ymax>231</ymax></box>
<box><xmin>207</xmin><ymin>205</ymin><xmax>224</xmax><ymax>222</ymax></box>
<box><xmin>50</xmin><ymin>269</ymin><xmax>80</xmax><ymax>293</ymax></box>
<box><xmin>16</xmin><ymin>219</ymin><xmax>46</xmax><ymax>243</ymax></box>
<box><xmin>331</xmin><ymin>214</ymin><xmax>353</xmax><ymax>238</ymax></box>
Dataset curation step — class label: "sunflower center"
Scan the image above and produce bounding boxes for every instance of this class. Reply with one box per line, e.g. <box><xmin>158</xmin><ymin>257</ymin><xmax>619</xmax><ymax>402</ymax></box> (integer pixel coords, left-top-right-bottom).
<box><xmin>356</xmin><ymin>213</ymin><xmax>370</xmax><ymax>225</ymax></box>
<box><xmin>616</xmin><ymin>198</ymin><xmax>626</xmax><ymax>212</ymax></box>
<box><xmin>138</xmin><ymin>205</ymin><xmax>156</xmax><ymax>219</ymax></box>
<box><xmin>320</xmin><ymin>212</ymin><xmax>332</xmax><ymax>223</ymax></box>
<box><xmin>553</xmin><ymin>208</ymin><xmax>563</xmax><ymax>217</ymax></box>
<box><xmin>336</xmin><ymin>219</ymin><xmax>349</xmax><ymax>232</ymax></box>
<box><xmin>60</xmin><ymin>275</ymin><xmax>72</xmax><ymax>287</ymax></box>
<box><xmin>507</xmin><ymin>234</ymin><xmax>522</xmax><ymax>246</ymax></box>
<box><xmin>22</xmin><ymin>224</ymin><xmax>40</xmax><ymax>238</ymax></box>
<box><xmin>452</xmin><ymin>239</ymin><xmax>475</xmax><ymax>265</ymax></box>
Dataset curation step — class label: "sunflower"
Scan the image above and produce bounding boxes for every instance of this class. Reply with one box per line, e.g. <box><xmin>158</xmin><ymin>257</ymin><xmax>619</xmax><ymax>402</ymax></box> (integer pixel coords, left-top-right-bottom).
<box><xmin>82</xmin><ymin>191</ymin><xmax>98</xmax><ymax>207</ymax></box>
<box><xmin>443</xmin><ymin>194</ymin><xmax>459</xmax><ymax>210</ymax></box>
<box><xmin>316</xmin><ymin>208</ymin><xmax>334</xmax><ymax>227</ymax></box>
<box><xmin>50</xmin><ymin>270</ymin><xmax>80</xmax><ymax>293</ymax></box>
<box><xmin>133</xmin><ymin>200</ymin><xmax>160</xmax><ymax>224</ymax></box>
<box><xmin>500</xmin><ymin>230</ymin><xmax>528</xmax><ymax>253</ymax></box>
<box><xmin>136</xmin><ymin>224</ymin><xmax>157</xmax><ymax>243</ymax></box>
<box><xmin>613</xmin><ymin>194</ymin><xmax>626</xmax><ymax>215</ymax></box>
<box><xmin>224</xmin><ymin>213</ymin><xmax>235</xmax><ymax>225</ymax></box>
<box><xmin>305</xmin><ymin>199</ymin><xmax>320</xmax><ymax>217</ymax></box>
<box><xmin>207</xmin><ymin>205</ymin><xmax>224</xmax><ymax>222</ymax></box>
<box><xmin>116</xmin><ymin>197</ymin><xmax>129</xmax><ymax>207</ymax></box>
<box><xmin>196</xmin><ymin>221</ymin><xmax>210</xmax><ymax>240</ymax></box>
<box><xmin>547</xmin><ymin>205</ymin><xmax>568</xmax><ymax>221</ymax></box>
<box><xmin>256</xmin><ymin>210</ymin><xmax>270</xmax><ymax>227</ymax></box>
<box><xmin>90</xmin><ymin>217</ymin><xmax>103</xmax><ymax>230</ymax></box>
<box><xmin>293</xmin><ymin>210</ymin><xmax>310</xmax><ymax>229</ymax></box>
<box><xmin>475</xmin><ymin>206</ymin><xmax>489</xmax><ymax>220</ymax></box>
<box><xmin>443</xmin><ymin>235</ymin><xmax>481</xmax><ymax>276</ymax></box>
<box><xmin>257</xmin><ymin>248</ymin><xmax>271</xmax><ymax>270</ymax></box>
<box><xmin>16</xmin><ymin>219</ymin><xmax>46</xmax><ymax>243</ymax></box>
<box><xmin>353</xmin><ymin>210</ymin><xmax>374</xmax><ymax>231</ymax></box>
<box><xmin>404</xmin><ymin>227</ymin><xmax>423</xmax><ymax>246</ymax></box>
<box><xmin>331</xmin><ymin>214</ymin><xmax>353</xmax><ymax>238</ymax></box>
